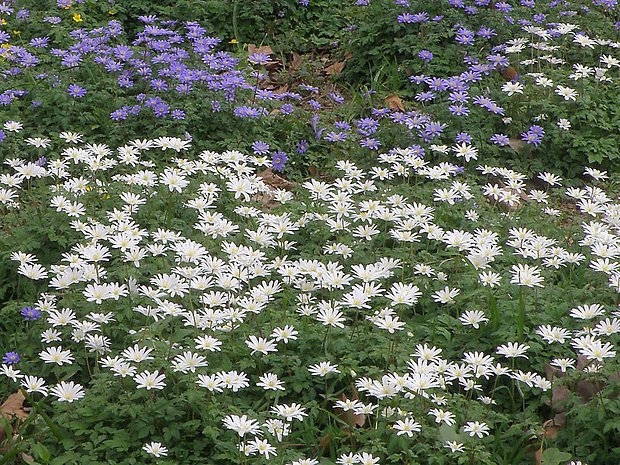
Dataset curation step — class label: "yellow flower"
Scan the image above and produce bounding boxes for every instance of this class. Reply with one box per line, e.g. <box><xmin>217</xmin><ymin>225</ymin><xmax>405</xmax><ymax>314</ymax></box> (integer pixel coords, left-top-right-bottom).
<box><xmin>72</xmin><ymin>13</ymin><xmax>83</xmax><ymax>22</ymax></box>
<box><xmin>1</xmin><ymin>44</ymin><xmax>11</xmax><ymax>49</ymax></box>
<box><xmin>229</xmin><ymin>39</ymin><xmax>238</xmax><ymax>44</ymax></box>
<box><xmin>0</xmin><ymin>19</ymin><xmax>6</xmax><ymax>25</ymax></box>
<box><xmin>13</xmin><ymin>30</ymin><xmax>20</xmax><ymax>35</ymax></box>
<box><xmin>108</xmin><ymin>10</ymin><xmax>115</xmax><ymax>15</ymax></box>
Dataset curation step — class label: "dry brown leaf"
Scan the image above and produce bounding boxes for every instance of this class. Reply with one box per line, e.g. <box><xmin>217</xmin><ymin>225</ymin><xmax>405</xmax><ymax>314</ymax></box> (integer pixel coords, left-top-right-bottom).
<box><xmin>257</xmin><ymin>168</ymin><xmax>296</xmax><ymax>191</ymax></box>
<box><xmin>325</xmin><ymin>61</ymin><xmax>346</xmax><ymax>75</ymax></box>
<box><xmin>508</xmin><ymin>137</ymin><xmax>524</xmax><ymax>153</ymax></box>
<box><xmin>247</xmin><ymin>44</ymin><xmax>274</xmax><ymax>56</ymax></box>
<box><xmin>289</xmin><ymin>52</ymin><xmax>303</xmax><ymax>71</ymax></box>
<box><xmin>542</xmin><ymin>419</ymin><xmax>559</xmax><ymax>439</ymax></box>
<box><xmin>535</xmin><ymin>446</ymin><xmax>542</xmax><ymax>465</ymax></box>
<box><xmin>1</xmin><ymin>392</ymin><xmax>29</xmax><ymax>422</ymax></box>
<box><xmin>334</xmin><ymin>387</ymin><xmax>366</xmax><ymax>428</ymax></box>
<box><xmin>384</xmin><ymin>94</ymin><xmax>405</xmax><ymax>112</ymax></box>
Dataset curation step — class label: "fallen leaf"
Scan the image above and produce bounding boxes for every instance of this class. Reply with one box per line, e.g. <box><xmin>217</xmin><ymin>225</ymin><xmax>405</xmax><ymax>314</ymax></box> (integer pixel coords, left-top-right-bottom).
<box><xmin>334</xmin><ymin>386</ymin><xmax>366</xmax><ymax>428</ymax></box>
<box><xmin>0</xmin><ymin>392</ymin><xmax>29</xmax><ymax>447</ymax></box>
<box><xmin>542</xmin><ymin>419</ymin><xmax>559</xmax><ymax>439</ymax></box>
<box><xmin>1</xmin><ymin>392</ymin><xmax>29</xmax><ymax>422</ymax></box>
<box><xmin>325</xmin><ymin>60</ymin><xmax>346</xmax><ymax>75</ymax></box>
<box><xmin>289</xmin><ymin>52</ymin><xmax>303</xmax><ymax>71</ymax></box>
<box><xmin>257</xmin><ymin>168</ymin><xmax>296</xmax><ymax>191</ymax></box>
<box><xmin>508</xmin><ymin>137</ymin><xmax>524</xmax><ymax>153</ymax></box>
<box><xmin>384</xmin><ymin>93</ymin><xmax>404</xmax><ymax>112</ymax></box>
<box><xmin>248</xmin><ymin>44</ymin><xmax>274</xmax><ymax>56</ymax></box>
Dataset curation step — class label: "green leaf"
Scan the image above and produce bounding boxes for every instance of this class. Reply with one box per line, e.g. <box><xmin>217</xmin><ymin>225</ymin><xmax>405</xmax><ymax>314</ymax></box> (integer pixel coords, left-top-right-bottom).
<box><xmin>30</xmin><ymin>442</ymin><xmax>51</xmax><ymax>464</ymax></box>
<box><xmin>541</xmin><ymin>447</ymin><xmax>572</xmax><ymax>465</ymax></box>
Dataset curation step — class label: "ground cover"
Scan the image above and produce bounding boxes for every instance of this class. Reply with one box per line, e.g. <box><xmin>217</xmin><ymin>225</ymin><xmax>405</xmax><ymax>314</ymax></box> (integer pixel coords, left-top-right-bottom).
<box><xmin>1</xmin><ymin>1</ymin><xmax>620</xmax><ymax>464</ymax></box>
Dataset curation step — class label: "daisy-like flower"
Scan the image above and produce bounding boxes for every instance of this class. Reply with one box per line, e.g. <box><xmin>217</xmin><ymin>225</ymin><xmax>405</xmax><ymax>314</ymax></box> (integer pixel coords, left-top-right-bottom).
<box><xmin>537</xmin><ymin>171</ymin><xmax>562</xmax><ymax>186</ymax></box>
<box><xmin>223</xmin><ymin>414</ymin><xmax>262</xmax><ymax>437</ymax></box>
<box><xmin>479</xmin><ymin>270</ymin><xmax>501</xmax><ymax>287</ymax></box>
<box><xmin>385</xmin><ymin>282</ymin><xmax>422</xmax><ymax>306</ymax></box>
<box><xmin>536</xmin><ymin>325</ymin><xmax>570</xmax><ymax>344</ymax></box>
<box><xmin>21</xmin><ymin>376</ymin><xmax>48</xmax><ymax>395</ymax></box>
<box><xmin>50</xmin><ymin>381</ymin><xmax>85</xmax><ymax>402</ymax></box>
<box><xmin>143</xmin><ymin>442</ymin><xmax>168</xmax><ymax>457</ymax></box>
<box><xmin>429</xmin><ymin>408</ymin><xmax>456</xmax><ymax>425</ymax></box>
<box><xmin>39</xmin><ymin>346</ymin><xmax>74</xmax><ymax>365</ymax></box>
<box><xmin>393</xmin><ymin>417</ymin><xmax>422</xmax><ymax>437</ymax></box>
<box><xmin>172</xmin><ymin>351</ymin><xmax>208</xmax><ymax>373</ymax></box>
<box><xmin>496</xmin><ymin>342</ymin><xmax>529</xmax><ymax>358</ymax></box>
<box><xmin>557</xmin><ymin>118</ymin><xmax>571</xmax><ymax>130</ymax></box>
<box><xmin>580</xmin><ymin>339</ymin><xmax>616</xmax><ymax>362</ymax></box>
<box><xmin>256</xmin><ymin>373</ymin><xmax>285</xmax><ymax>391</ymax></box>
<box><xmin>550</xmin><ymin>358</ymin><xmax>576</xmax><ymax>373</ymax></box>
<box><xmin>432</xmin><ymin>286</ymin><xmax>460</xmax><ymax>304</ymax></box>
<box><xmin>459</xmin><ymin>310</ymin><xmax>489</xmax><ymax>329</ymax></box>
<box><xmin>308</xmin><ymin>361</ymin><xmax>340</xmax><ymax>377</ymax></box>
<box><xmin>555</xmin><ymin>85</ymin><xmax>577</xmax><ymax>101</ymax></box>
<box><xmin>463</xmin><ymin>420</ymin><xmax>490</xmax><ymax>438</ymax></box>
<box><xmin>445</xmin><ymin>440</ymin><xmax>465</xmax><ymax>452</ymax></box>
<box><xmin>134</xmin><ymin>370</ymin><xmax>166</xmax><ymax>390</ymax></box>
<box><xmin>510</xmin><ymin>263</ymin><xmax>544</xmax><ymax>288</ymax></box>
<box><xmin>245</xmin><ymin>336</ymin><xmax>278</xmax><ymax>356</ymax></box>
<box><xmin>270</xmin><ymin>325</ymin><xmax>298</xmax><ymax>343</ymax></box>
<box><xmin>246</xmin><ymin>438</ymin><xmax>276</xmax><ymax>459</ymax></box>
<box><xmin>271</xmin><ymin>403</ymin><xmax>307</xmax><ymax>422</ymax></box>
<box><xmin>570</xmin><ymin>304</ymin><xmax>605</xmax><ymax>320</ymax></box>
<box><xmin>501</xmin><ymin>81</ymin><xmax>524</xmax><ymax>96</ymax></box>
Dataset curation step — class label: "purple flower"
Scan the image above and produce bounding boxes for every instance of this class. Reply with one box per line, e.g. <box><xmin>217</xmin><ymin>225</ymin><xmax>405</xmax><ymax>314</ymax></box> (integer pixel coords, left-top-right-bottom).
<box><xmin>252</xmin><ymin>141</ymin><xmax>270</xmax><ymax>155</ymax></box>
<box><xmin>455</xmin><ymin>28</ymin><xmax>475</xmax><ymax>45</ymax></box>
<box><xmin>3</xmin><ymin>352</ymin><xmax>19</xmax><ymax>364</ymax></box>
<box><xmin>30</xmin><ymin>37</ymin><xmax>49</xmax><ymax>48</ymax></box>
<box><xmin>61</xmin><ymin>54</ymin><xmax>83</xmax><ymax>68</ymax></box>
<box><xmin>110</xmin><ymin>109</ymin><xmax>128</xmax><ymax>120</ymax></box>
<box><xmin>308</xmin><ymin>99</ymin><xmax>322</xmax><ymax>110</ymax></box>
<box><xmin>495</xmin><ymin>1</ymin><xmax>513</xmax><ymax>11</ymax></box>
<box><xmin>324</xmin><ymin>131</ymin><xmax>347</xmax><ymax>142</ymax></box>
<box><xmin>490</xmin><ymin>134</ymin><xmax>509</xmax><ymax>146</ymax></box>
<box><xmin>171</xmin><ymin>109</ymin><xmax>185</xmax><ymax>119</ymax></box>
<box><xmin>234</xmin><ymin>105</ymin><xmax>264</xmax><ymax>118</ymax></box>
<box><xmin>415</xmin><ymin>91</ymin><xmax>436</xmax><ymax>102</ymax></box>
<box><xmin>281</xmin><ymin>103</ymin><xmax>294</xmax><ymax>115</ymax></box>
<box><xmin>487</xmin><ymin>54</ymin><xmax>509</xmax><ymax>68</ymax></box>
<box><xmin>44</xmin><ymin>17</ymin><xmax>62</xmax><ymax>24</ymax></box>
<box><xmin>31</xmin><ymin>101</ymin><xmax>42</xmax><ymax>107</ymax></box>
<box><xmin>327</xmin><ymin>93</ymin><xmax>344</xmax><ymax>104</ymax></box>
<box><xmin>211</xmin><ymin>100</ymin><xmax>221</xmax><ymax>112</ymax></box>
<box><xmin>360</xmin><ymin>138</ymin><xmax>381</xmax><ymax>150</ymax></box>
<box><xmin>357</xmin><ymin>117</ymin><xmax>379</xmax><ymax>135</ymax></box>
<box><xmin>418</xmin><ymin>50</ymin><xmax>434</xmax><ymax>62</ymax></box>
<box><xmin>296</xmin><ymin>140</ymin><xmax>308</xmax><ymax>154</ymax></box>
<box><xmin>334</xmin><ymin>121</ymin><xmax>352</xmax><ymax>131</ymax></box>
<box><xmin>299</xmin><ymin>0</ymin><xmax>309</xmax><ymax>5</ymax></box>
<box><xmin>448</xmin><ymin>104</ymin><xmax>469</xmax><ymax>116</ymax></box>
<box><xmin>456</xmin><ymin>132</ymin><xmax>472</xmax><ymax>144</ymax></box>
<box><xmin>272</xmin><ymin>151</ymin><xmax>288</xmax><ymax>171</ymax></box>
<box><xmin>21</xmin><ymin>306</ymin><xmax>41</xmax><ymax>320</ymax></box>
<box><xmin>67</xmin><ymin>84</ymin><xmax>87</xmax><ymax>98</ymax></box>
<box><xmin>248</xmin><ymin>52</ymin><xmax>271</xmax><ymax>65</ymax></box>
<box><xmin>521</xmin><ymin>131</ymin><xmax>543</xmax><ymax>147</ymax></box>
<box><xmin>477</xmin><ymin>26</ymin><xmax>496</xmax><ymax>38</ymax></box>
